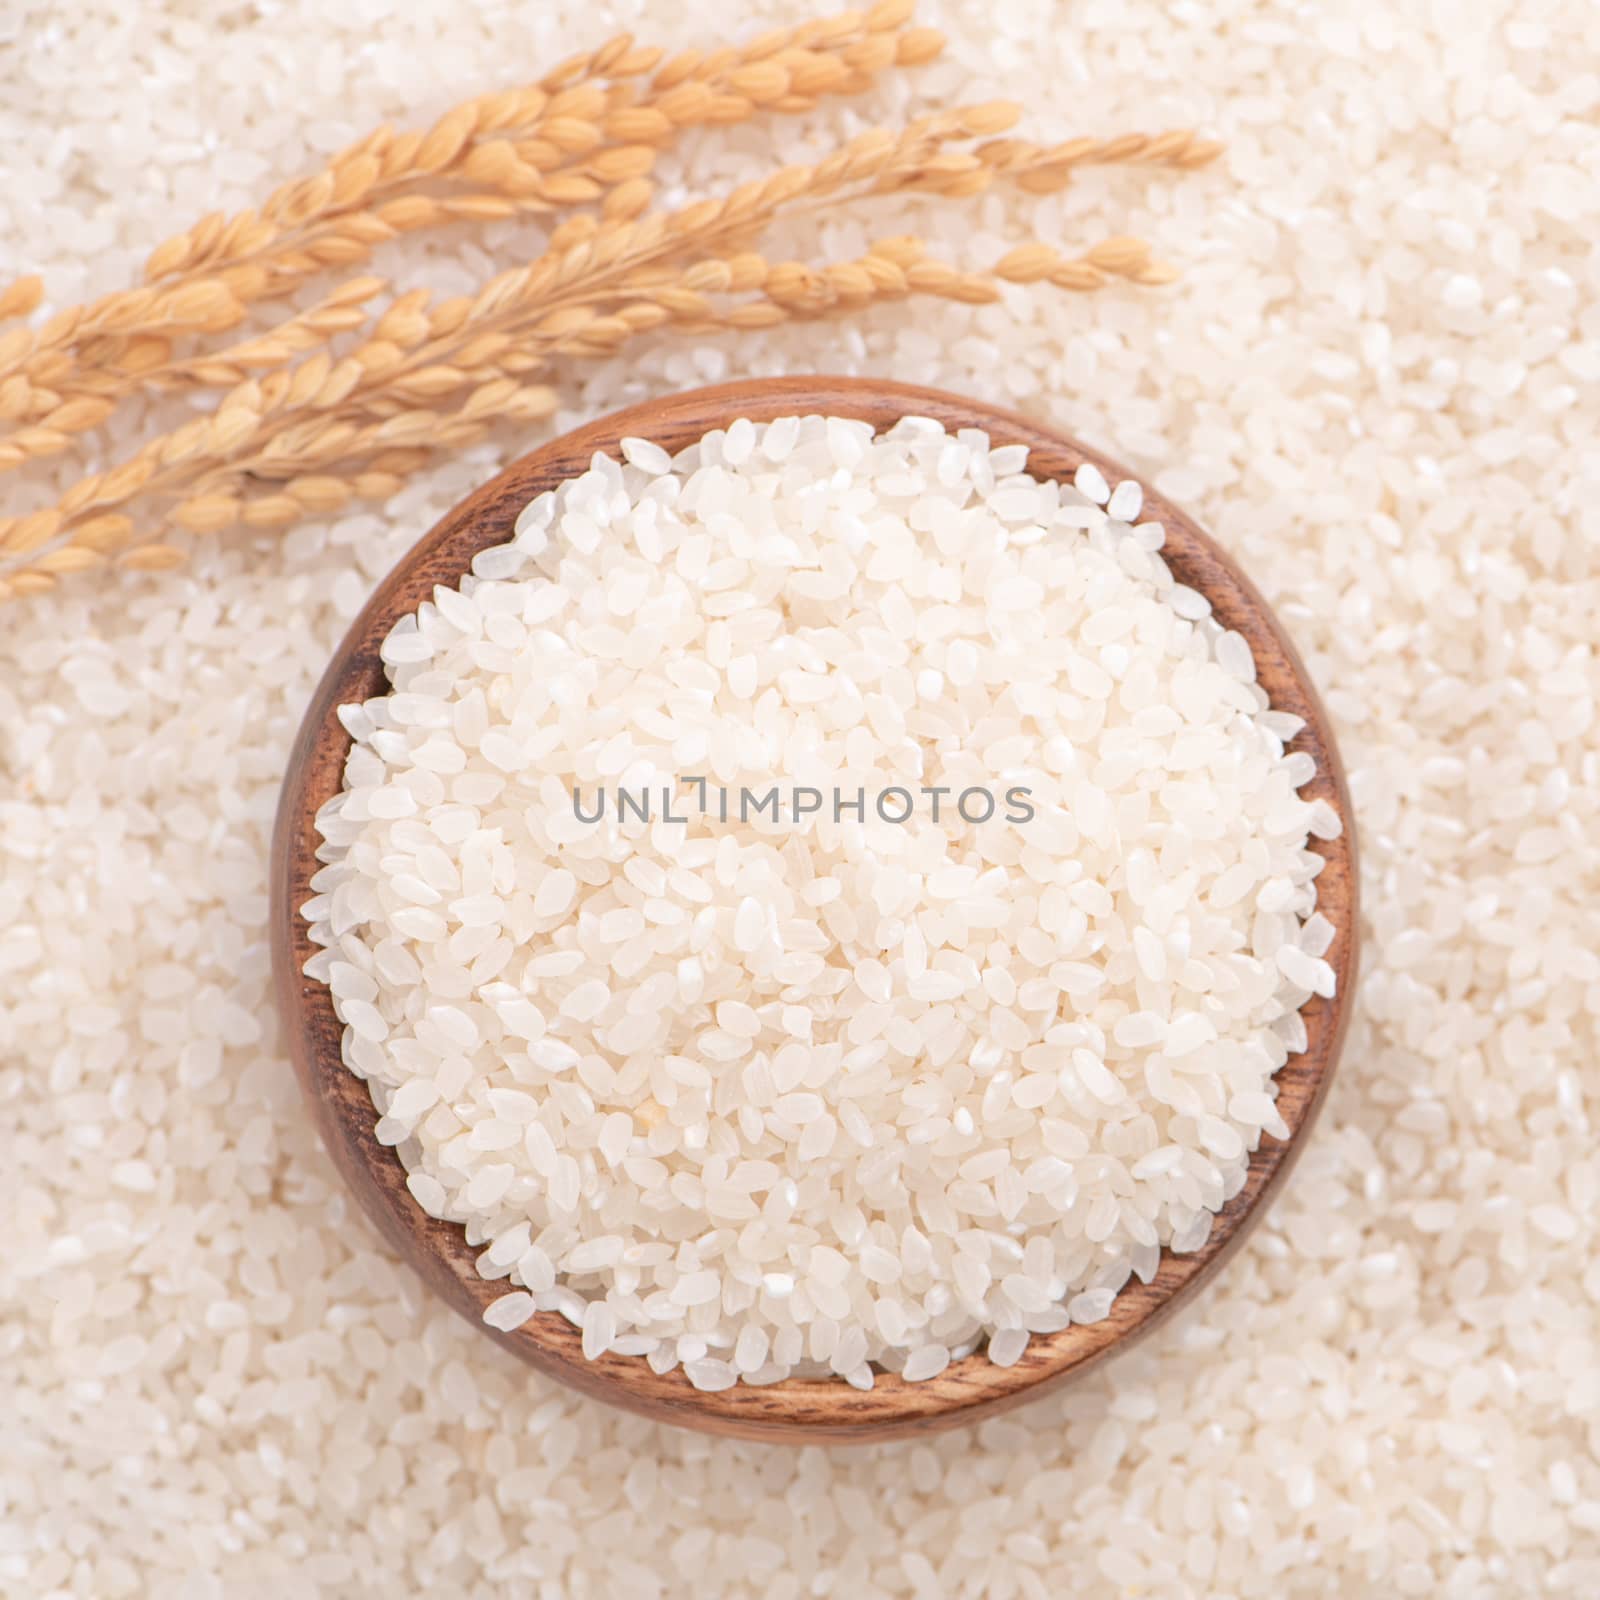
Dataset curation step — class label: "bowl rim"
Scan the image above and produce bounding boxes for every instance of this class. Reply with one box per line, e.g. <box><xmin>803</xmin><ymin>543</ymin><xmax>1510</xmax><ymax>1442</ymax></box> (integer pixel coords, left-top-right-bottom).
<box><xmin>271</xmin><ymin>375</ymin><xmax>1359</xmax><ymax>1444</ymax></box>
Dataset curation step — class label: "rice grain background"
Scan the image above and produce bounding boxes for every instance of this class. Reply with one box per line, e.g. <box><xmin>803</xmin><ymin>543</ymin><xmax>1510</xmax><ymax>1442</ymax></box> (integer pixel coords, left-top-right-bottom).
<box><xmin>3</xmin><ymin>0</ymin><xmax>1598</xmax><ymax>1595</ymax></box>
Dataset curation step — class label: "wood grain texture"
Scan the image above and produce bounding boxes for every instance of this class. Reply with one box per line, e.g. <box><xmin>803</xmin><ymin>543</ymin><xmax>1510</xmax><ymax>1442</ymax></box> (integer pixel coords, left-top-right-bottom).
<box><xmin>271</xmin><ymin>377</ymin><xmax>1359</xmax><ymax>1444</ymax></box>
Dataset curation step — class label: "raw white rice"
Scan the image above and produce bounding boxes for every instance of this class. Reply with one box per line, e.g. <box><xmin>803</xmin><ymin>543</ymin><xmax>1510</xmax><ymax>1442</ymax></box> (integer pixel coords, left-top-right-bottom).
<box><xmin>304</xmin><ymin>414</ymin><xmax>1336</xmax><ymax>1388</ymax></box>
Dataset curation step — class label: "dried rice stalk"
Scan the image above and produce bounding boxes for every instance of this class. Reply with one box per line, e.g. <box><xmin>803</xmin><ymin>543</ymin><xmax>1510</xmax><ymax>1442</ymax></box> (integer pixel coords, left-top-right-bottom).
<box><xmin>0</xmin><ymin>1</ymin><xmax>929</xmax><ymax>465</ymax></box>
<box><xmin>1</xmin><ymin>227</ymin><xmax>1172</xmax><ymax>593</ymax></box>
<box><xmin>974</xmin><ymin>129</ymin><xmax>1225</xmax><ymax>193</ymax></box>
<box><xmin>0</xmin><ymin>108</ymin><xmax>1028</xmax><ymax>557</ymax></box>
<box><xmin>0</xmin><ymin>6</ymin><xmax>1223</xmax><ymax>603</ymax></box>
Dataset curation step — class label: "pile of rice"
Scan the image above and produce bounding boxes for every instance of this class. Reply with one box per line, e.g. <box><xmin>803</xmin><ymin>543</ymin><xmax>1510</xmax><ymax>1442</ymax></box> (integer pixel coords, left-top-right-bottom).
<box><xmin>7</xmin><ymin>0</ymin><xmax>1599</xmax><ymax>1594</ymax></box>
<box><xmin>307</xmin><ymin>414</ymin><xmax>1339</xmax><ymax>1390</ymax></box>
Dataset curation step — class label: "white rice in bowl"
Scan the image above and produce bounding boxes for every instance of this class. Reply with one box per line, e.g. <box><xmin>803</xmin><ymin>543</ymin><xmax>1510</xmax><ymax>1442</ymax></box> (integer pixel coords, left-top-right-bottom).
<box><xmin>303</xmin><ymin>412</ymin><xmax>1341</xmax><ymax>1392</ymax></box>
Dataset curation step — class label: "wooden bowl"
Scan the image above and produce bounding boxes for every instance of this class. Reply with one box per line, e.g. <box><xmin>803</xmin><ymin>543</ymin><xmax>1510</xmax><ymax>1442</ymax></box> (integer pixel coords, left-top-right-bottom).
<box><xmin>272</xmin><ymin>377</ymin><xmax>1358</xmax><ymax>1444</ymax></box>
